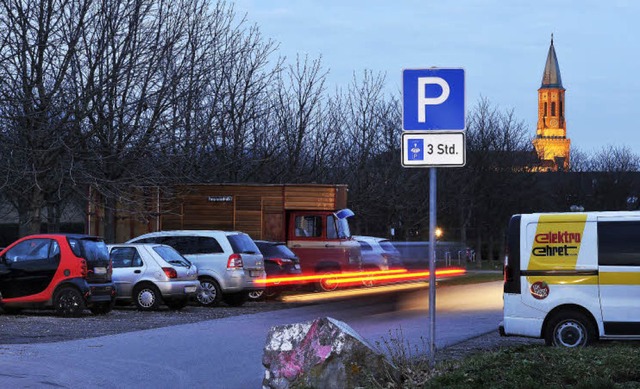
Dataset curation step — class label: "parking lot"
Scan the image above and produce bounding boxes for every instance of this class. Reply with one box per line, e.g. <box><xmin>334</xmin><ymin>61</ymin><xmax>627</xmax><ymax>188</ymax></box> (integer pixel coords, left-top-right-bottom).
<box><xmin>0</xmin><ymin>300</ymin><xmax>294</xmax><ymax>345</ymax></box>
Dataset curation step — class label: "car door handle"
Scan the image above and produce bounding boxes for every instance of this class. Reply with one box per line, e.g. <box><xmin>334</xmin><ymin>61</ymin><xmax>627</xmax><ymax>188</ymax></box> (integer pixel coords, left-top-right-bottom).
<box><xmin>325</xmin><ymin>244</ymin><xmax>335</xmax><ymax>248</ymax></box>
<box><xmin>134</xmin><ymin>270</ymin><xmax>141</xmax><ymax>274</ymax></box>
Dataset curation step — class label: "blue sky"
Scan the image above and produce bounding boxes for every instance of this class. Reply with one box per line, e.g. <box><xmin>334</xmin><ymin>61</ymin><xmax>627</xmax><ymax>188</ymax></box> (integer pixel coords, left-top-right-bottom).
<box><xmin>233</xmin><ymin>1</ymin><xmax>640</xmax><ymax>155</ymax></box>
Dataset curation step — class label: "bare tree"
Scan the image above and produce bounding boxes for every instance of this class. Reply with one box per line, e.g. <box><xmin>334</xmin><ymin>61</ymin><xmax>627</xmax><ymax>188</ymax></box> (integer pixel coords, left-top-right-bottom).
<box><xmin>207</xmin><ymin>18</ymin><xmax>281</xmax><ymax>182</ymax></box>
<box><xmin>262</xmin><ymin>54</ymin><xmax>328</xmax><ymax>182</ymax></box>
<box><xmin>0</xmin><ymin>0</ymin><xmax>92</xmax><ymax>235</ymax></box>
<box><xmin>76</xmin><ymin>0</ymin><xmax>212</xmax><ymax>242</ymax></box>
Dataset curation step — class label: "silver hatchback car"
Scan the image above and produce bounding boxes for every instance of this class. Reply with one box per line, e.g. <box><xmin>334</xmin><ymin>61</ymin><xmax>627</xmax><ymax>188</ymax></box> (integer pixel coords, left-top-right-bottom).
<box><xmin>127</xmin><ymin>230</ymin><xmax>266</xmax><ymax>307</ymax></box>
<box><xmin>107</xmin><ymin>244</ymin><xmax>199</xmax><ymax>311</ymax></box>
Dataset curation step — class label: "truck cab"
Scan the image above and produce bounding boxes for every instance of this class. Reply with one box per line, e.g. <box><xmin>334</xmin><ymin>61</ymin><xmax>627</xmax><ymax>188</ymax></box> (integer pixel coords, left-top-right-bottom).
<box><xmin>287</xmin><ymin>208</ymin><xmax>361</xmax><ymax>291</ymax></box>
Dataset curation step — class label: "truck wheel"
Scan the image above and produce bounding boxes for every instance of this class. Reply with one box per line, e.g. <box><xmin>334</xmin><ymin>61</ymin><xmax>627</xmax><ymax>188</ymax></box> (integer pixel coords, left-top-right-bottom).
<box><xmin>545</xmin><ymin>310</ymin><xmax>596</xmax><ymax>347</ymax></box>
<box><xmin>264</xmin><ymin>288</ymin><xmax>281</xmax><ymax>300</ymax></box>
<box><xmin>317</xmin><ymin>270</ymin><xmax>339</xmax><ymax>292</ymax></box>
<box><xmin>53</xmin><ymin>287</ymin><xmax>85</xmax><ymax>317</ymax></box>
<box><xmin>197</xmin><ymin>278</ymin><xmax>222</xmax><ymax>307</ymax></box>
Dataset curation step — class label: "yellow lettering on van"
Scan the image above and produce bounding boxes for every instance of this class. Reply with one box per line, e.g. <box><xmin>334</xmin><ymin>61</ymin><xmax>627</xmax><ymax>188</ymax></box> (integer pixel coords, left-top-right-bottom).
<box><xmin>528</xmin><ymin>214</ymin><xmax>587</xmax><ymax>271</ymax></box>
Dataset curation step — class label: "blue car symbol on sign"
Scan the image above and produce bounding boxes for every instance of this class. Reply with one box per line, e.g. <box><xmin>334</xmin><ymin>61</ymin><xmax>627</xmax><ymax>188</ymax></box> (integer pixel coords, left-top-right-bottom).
<box><xmin>402</xmin><ymin>68</ymin><xmax>465</xmax><ymax>131</ymax></box>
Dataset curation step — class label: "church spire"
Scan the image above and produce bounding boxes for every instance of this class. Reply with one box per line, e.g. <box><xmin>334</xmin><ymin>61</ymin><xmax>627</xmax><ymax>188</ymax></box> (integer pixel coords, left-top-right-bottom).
<box><xmin>541</xmin><ymin>34</ymin><xmax>563</xmax><ymax>89</ymax></box>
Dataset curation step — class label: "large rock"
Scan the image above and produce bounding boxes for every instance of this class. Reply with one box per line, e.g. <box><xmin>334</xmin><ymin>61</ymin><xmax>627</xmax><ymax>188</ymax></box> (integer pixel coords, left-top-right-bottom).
<box><xmin>262</xmin><ymin>317</ymin><xmax>394</xmax><ymax>389</ymax></box>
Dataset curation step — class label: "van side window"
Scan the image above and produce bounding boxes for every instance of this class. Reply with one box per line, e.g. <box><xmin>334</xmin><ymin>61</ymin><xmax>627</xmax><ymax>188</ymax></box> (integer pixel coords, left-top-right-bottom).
<box><xmin>598</xmin><ymin>221</ymin><xmax>640</xmax><ymax>266</ymax></box>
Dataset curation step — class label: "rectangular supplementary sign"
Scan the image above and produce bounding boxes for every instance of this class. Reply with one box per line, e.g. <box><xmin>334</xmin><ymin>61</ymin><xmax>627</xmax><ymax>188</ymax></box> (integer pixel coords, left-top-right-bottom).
<box><xmin>402</xmin><ymin>132</ymin><xmax>466</xmax><ymax>167</ymax></box>
<box><xmin>402</xmin><ymin>68</ymin><xmax>465</xmax><ymax>131</ymax></box>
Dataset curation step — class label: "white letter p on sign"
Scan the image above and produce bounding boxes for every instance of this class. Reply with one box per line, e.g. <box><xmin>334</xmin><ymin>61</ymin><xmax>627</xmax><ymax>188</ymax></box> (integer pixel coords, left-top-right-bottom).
<box><xmin>417</xmin><ymin>77</ymin><xmax>450</xmax><ymax>123</ymax></box>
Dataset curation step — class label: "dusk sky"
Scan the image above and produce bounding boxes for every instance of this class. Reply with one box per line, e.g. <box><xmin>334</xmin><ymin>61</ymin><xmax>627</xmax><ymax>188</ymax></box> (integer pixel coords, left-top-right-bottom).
<box><xmin>233</xmin><ymin>1</ymin><xmax>640</xmax><ymax>155</ymax></box>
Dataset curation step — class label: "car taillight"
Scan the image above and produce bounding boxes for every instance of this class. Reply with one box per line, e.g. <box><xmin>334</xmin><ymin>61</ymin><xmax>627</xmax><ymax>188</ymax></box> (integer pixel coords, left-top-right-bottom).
<box><xmin>162</xmin><ymin>267</ymin><xmax>178</xmax><ymax>279</ymax></box>
<box><xmin>80</xmin><ymin>259</ymin><xmax>88</xmax><ymax>277</ymax></box>
<box><xmin>272</xmin><ymin>258</ymin><xmax>292</xmax><ymax>267</ymax></box>
<box><xmin>227</xmin><ymin>254</ymin><xmax>244</xmax><ymax>269</ymax></box>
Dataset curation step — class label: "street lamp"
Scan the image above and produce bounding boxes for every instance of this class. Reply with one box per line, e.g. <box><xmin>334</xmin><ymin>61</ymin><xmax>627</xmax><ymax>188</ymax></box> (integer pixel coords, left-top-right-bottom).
<box><xmin>435</xmin><ymin>227</ymin><xmax>443</xmax><ymax>240</ymax></box>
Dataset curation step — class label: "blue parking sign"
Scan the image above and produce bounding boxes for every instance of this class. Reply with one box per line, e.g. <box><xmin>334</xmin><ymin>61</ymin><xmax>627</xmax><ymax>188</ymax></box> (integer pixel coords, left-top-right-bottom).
<box><xmin>407</xmin><ymin>139</ymin><xmax>424</xmax><ymax>161</ymax></box>
<box><xmin>403</xmin><ymin>68</ymin><xmax>465</xmax><ymax>131</ymax></box>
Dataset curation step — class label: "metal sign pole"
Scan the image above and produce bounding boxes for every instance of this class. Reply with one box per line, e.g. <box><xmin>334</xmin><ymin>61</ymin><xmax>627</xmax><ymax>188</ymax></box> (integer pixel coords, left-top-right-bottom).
<box><xmin>428</xmin><ymin>167</ymin><xmax>437</xmax><ymax>367</ymax></box>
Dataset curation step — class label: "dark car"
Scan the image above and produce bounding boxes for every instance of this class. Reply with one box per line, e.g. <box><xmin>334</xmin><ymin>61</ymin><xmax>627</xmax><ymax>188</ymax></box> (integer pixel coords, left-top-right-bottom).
<box><xmin>251</xmin><ymin>240</ymin><xmax>302</xmax><ymax>300</ymax></box>
<box><xmin>0</xmin><ymin>234</ymin><xmax>116</xmax><ymax>317</ymax></box>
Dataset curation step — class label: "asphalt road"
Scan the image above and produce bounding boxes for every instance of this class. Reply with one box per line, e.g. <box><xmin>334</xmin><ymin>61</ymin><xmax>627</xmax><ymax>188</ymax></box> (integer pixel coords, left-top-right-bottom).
<box><xmin>0</xmin><ymin>281</ymin><xmax>504</xmax><ymax>388</ymax></box>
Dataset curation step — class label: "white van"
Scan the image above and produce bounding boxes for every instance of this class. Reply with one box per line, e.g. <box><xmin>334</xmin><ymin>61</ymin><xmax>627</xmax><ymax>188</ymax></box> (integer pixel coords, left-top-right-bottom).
<box><xmin>500</xmin><ymin>211</ymin><xmax>640</xmax><ymax>347</ymax></box>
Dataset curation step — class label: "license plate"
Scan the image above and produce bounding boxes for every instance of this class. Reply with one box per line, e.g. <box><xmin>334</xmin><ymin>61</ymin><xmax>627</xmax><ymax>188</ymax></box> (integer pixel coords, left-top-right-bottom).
<box><xmin>249</xmin><ymin>270</ymin><xmax>262</xmax><ymax>277</ymax></box>
<box><xmin>184</xmin><ymin>286</ymin><xmax>197</xmax><ymax>293</ymax></box>
<box><xmin>94</xmin><ymin>267</ymin><xmax>107</xmax><ymax>275</ymax></box>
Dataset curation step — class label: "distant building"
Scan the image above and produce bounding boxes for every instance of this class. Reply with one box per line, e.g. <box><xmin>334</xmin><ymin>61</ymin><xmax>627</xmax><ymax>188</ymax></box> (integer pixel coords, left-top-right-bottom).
<box><xmin>532</xmin><ymin>35</ymin><xmax>571</xmax><ymax>172</ymax></box>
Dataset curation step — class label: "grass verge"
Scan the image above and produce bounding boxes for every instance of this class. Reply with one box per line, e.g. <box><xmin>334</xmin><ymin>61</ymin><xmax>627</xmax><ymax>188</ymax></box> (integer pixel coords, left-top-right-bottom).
<box><xmin>438</xmin><ymin>271</ymin><xmax>502</xmax><ymax>287</ymax></box>
<box><xmin>424</xmin><ymin>343</ymin><xmax>640</xmax><ymax>388</ymax></box>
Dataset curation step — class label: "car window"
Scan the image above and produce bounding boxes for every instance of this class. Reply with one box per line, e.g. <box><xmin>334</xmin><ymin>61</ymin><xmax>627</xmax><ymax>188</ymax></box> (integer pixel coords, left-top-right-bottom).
<box><xmin>68</xmin><ymin>238</ymin><xmax>109</xmax><ymax>262</ymax></box>
<box><xmin>110</xmin><ymin>247</ymin><xmax>143</xmax><ymax>268</ymax></box>
<box><xmin>257</xmin><ymin>243</ymin><xmax>296</xmax><ymax>258</ymax></box>
<box><xmin>4</xmin><ymin>239</ymin><xmax>55</xmax><ymax>263</ymax></box>
<box><xmin>162</xmin><ymin>236</ymin><xmax>199</xmax><ymax>255</ymax></box>
<box><xmin>228</xmin><ymin>234</ymin><xmax>259</xmax><ymax>254</ymax></box>
<box><xmin>379</xmin><ymin>240</ymin><xmax>398</xmax><ymax>253</ymax></box>
<box><xmin>358</xmin><ymin>241</ymin><xmax>373</xmax><ymax>252</ymax></box>
<box><xmin>196</xmin><ymin>237</ymin><xmax>224</xmax><ymax>254</ymax></box>
<box><xmin>153</xmin><ymin>246</ymin><xmax>191</xmax><ymax>267</ymax></box>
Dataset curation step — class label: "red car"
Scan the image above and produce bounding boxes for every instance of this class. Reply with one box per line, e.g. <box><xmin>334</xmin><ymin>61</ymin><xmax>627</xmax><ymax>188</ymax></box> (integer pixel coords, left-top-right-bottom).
<box><xmin>0</xmin><ymin>234</ymin><xmax>116</xmax><ymax>317</ymax></box>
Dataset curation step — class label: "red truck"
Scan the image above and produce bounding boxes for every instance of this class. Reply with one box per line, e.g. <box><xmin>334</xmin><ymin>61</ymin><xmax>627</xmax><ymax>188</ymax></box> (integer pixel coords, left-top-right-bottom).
<box><xmin>89</xmin><ymin>184</ymin><xmax>362</xmax><ymax>291</ymax></box>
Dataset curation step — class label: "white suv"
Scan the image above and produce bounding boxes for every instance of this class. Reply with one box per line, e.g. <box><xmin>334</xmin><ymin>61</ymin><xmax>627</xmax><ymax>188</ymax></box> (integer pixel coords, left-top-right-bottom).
<box><xmin>127</xmin><ymin>231</ymin><xmax>265</xmax><ymax>307</ymax></box>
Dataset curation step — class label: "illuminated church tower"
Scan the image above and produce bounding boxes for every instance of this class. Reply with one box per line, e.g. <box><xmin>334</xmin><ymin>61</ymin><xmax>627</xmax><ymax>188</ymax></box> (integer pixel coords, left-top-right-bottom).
<box><xmin>533</xmin><ymin>35</ymin><xmax>571</xmax><ymax>171</ymax></box>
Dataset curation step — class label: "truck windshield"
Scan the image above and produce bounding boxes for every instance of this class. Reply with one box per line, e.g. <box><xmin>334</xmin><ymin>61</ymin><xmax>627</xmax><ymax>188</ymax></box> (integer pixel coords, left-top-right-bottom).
<box><xmin>336</xmin><ymin>218</ymin><xmax>351</xmax><ymax>239</ymax></box>
<box><xmin>331</xmin><ymin>209</ymin><xmax>354</xmax><ymax>239</ymax></box>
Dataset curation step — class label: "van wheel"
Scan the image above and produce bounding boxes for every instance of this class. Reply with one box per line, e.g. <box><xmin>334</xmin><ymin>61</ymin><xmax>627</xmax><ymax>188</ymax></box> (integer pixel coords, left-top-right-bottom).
<box><xmin>54</xmin><ymin>287</ymin><xmax>85</xmax><ymax>317</ymax></box>
<box><xmin>197</xmin><ymin>278</ymin><xmax>222</xmax><ymax>307</ymax></box>
<box><xmin>317</xmin><ymin>270</ymin><xmax>340</xmax><ymax>292</ymax></box>
<box><xmin>133</xmin><ymin>284</ymin><xmax>161</xmax><ymax>311</ymax></box>
<box><xmin>545</xmin><ymin>310</ymin><xmax>596</xmax><ymax>347</ymax></box>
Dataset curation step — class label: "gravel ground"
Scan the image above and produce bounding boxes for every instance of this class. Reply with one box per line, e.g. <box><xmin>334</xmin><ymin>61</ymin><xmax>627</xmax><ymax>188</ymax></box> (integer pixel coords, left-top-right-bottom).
<box><xmin>0</xmin><ymin>300</ymin><xmax>296</xmax><ymax>345</ymax></box>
